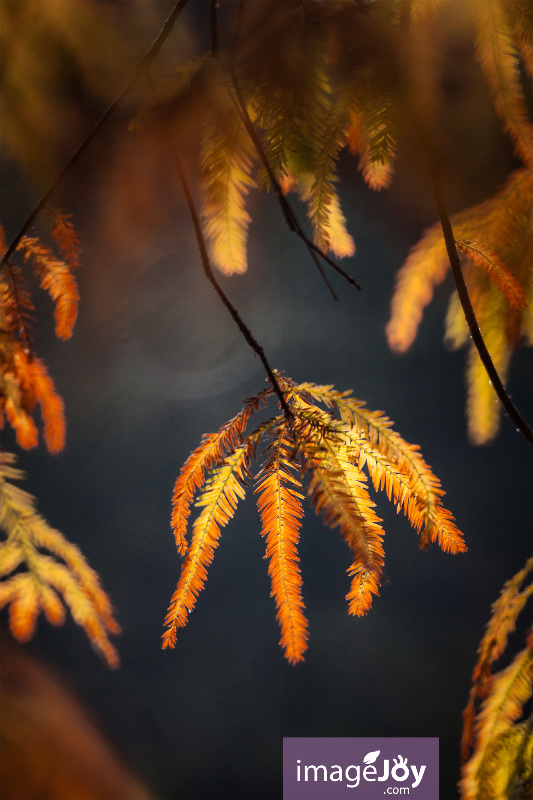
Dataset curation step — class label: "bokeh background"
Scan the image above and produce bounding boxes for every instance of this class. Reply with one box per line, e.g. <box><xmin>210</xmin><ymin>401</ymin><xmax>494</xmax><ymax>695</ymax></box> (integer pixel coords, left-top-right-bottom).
<box><xmin>1</xmin><ymin>2</ymin><xmax>531</xmax><ymax>799</ymax></box>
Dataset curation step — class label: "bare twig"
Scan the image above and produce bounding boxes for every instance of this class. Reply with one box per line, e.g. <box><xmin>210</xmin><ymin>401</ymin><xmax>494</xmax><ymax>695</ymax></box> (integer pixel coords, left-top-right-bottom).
<box><xmin>1</xmin><ymin>0</ymin><xmax>190</xmax><ymax>270</ymax></box>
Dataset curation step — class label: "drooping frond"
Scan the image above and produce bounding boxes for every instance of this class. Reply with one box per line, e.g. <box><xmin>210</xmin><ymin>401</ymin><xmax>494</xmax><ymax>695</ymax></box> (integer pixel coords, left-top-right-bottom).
<box><xmin>163</xmin><ymin>443</ymin><xmax>251</xmax><ymax>648</ymax></box>
<box><xmin>199</xmin><ymin>73</ymin><xmax>257</xmax><ymax>276</ymax></box>
<box><xmin>252</xmin><ymin>41</ymin><xmax>318</xmax><ymax>189</ymax></box>
<box><xmin>388</xmin><ymin>168</ymin><xmax>532</xmax><ymax>353</ymax></box>
<box><xmin>387</xmin><ymin>167</ymin><xmax>532</xmax><ymax>443</ymax></box>
<box><xmin>472</xmin><ymin>0</ymin><xmax>533</xmax><ymax>168</ymax></box>
<box><xmin>251</xmin><ymin>2</ymin><xmax>334</xmax><ymax>187</ymax></box>
<box><xmin>46</xmin><ymin>206</ymin><xmax>82</xmax><ymax>270</ymax></box>
<box><xmin>289</xmin><ymin>394</ymin><xmax>385</xmax><ymax>615</ymax></box>
<box><xmin>17</xmin><ymin>235</ymin><xmax>79</xmax><ymax>339</ymax></box>
<box><xmin>503</xmin><ymin>0</ymin><xmax>533</xmax><ymax>79</ymax></box>
<box><xmin>462</xmin><ymin>557</ymin><xmax>533</xmax><ymax>761</ymax></box>
<box><xmin>0</xmin><ymin>349</ymin><xmax>66</xmax><ymax>454</ymax></box>
<box><xmin>386</xmin><ymin>228</ymin><xmax>449</xmax><ymax>353</ymax></box>
<box><xmin>15</xmin><ymin>352</ymin><xmax>66</xmax><ymax>453</ymax></box>
<box><xmin>347</xmin><ymin>89</ymin><xmax>397</xmax><ymax>191</ymax></box>
<box><xmin>456</xmin><ymin>239</ymin><xmax>528</xmax><ymax>310</ymax></box>
<box><xmin>298</xmin><ymin>90</ymin><xmax>355</xmax><ymax>257</ymax></box>
<box><xmin>164</xmin><ymin>375</ymin><xmax>465</xmax><ymax>661</ymax></box>
<box><xmin>292</xmin><ymin>381</ymin><xmax>466</xmax><ymax>555</ymax></box>
<box><xmin>170</xmin><ymin>388</ymin><xmax>272</xmax><ymax>555</ymax></box>
<box><xmin>321</xmin><ymin>191</ymin><xmax>356</xmax><ymax>259</ymax></box>
<box><xmin>464</xmin><ymin>289</ymin><xmax>512</xmax><ymax>446</ymax></box>
<box><xmin>255</xmin><ymin>425</ymin><xmax>307</xmax><ymax>664</ymax></box>
<box><xmin>0</xmin><ymin>452</ymin><xmax>120</xmax><ymax>667</ymax></box>
<box><xmin>0</xmin><ymin>264</ymin><xmax>35</xmax><ymax>353</ymax></box>
<box><xmin>460</xmin><ymin>643</ymin><xmax>533</xmax><ymax>800</ymax></box>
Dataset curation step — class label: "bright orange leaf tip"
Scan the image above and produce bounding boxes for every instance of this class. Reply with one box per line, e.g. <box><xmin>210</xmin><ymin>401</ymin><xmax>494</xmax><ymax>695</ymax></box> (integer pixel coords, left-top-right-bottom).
<box><xmin>163</xmin><ymin>375</ymin><xmax>465</xmax><ymax>663</ymax></box>
<box><xmin>1</xmin><ymin>350</ymin><xmax>66</xmax><ymax>454</ymax></box>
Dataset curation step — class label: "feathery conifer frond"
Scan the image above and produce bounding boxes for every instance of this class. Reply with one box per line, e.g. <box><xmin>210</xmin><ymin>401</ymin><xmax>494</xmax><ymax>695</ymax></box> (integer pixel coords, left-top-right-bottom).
<box><xmin>461</xmin><ymin>557</ymin><xmax>533</xmax><ymax>761</ymax></box>
<box><xmin>347</xmin><ymin>91</ymin><xmax>397</xmax><ymax>191</ymax></box>
<box><xmin>164</xmin><ymin>376</ymin><xmax>465</xmax><ymax>661</ymax></box>
<box><xmin>46</xmin><ymin>206</ymin><xmax>82</xmax><ymax>271</ymax></box>
<box><xmin>0</xmin><ymin>347</ymin><xmax>66</xmax><ymax>453</ymax></box>
<box><xmin>473</xmin><ymin>0</ymin><xmax>533</xmax><ymax>168</ymax></box>
<box><xmin>298</xmin><ymin>88</ymin><xmax>354</xmax><ymax>256</ymax></box>
<box><xmin>503</xmin><ymin>0</ymin><xmax>533</xmax><ymax>78</ymax></box>
<box><xmin>0</xmin><ymin>265</ymin><xmax>35</xmax><ymax>354</ymax></box>
<box><xmin>170</xmin><ymin>389</ymin><xmax>272</xmax><ymax>555</ymax></box>
<box><xmin>387</xmin><ymin>168</ymin><xmax>532</xmax><ymax>443</ymax></box>
<box><xmin>456</xmin><ymin>239</ymin><xmax>528</xmax><ymax>310</ymax></box>
<box><xmin>199</xmin><ymin>61</ymin><xmax>258</xmax><ymax>277</ymax></box>
<box><xmin>292</xmin><ymin>381</ymin><xmax>466</xmax><ymax>554</ymax></box>
<box><xmin>18</xmin><ymin>235</ymin><xmax>79</xmax><ymax>340</ymax></box>
<box><xmin>460</xmin><ymin>643</ymin><xmax>533</xmax><ymax>800</ymax></box>
<box><xmin>163</xmin><ymin>443</ymin><xmax>252</xmax><ymax>649</ymax></box>
<box><xmin>255</xmin><ymin>425</ymin><xmax>307</xmax><ymax>664</ymax></box>
<box><xmin>0</xmin><ymin>452</ymin><xmax>120</xmax><ymax>667</ymax></box>
<box><xmin>14</xmin><ymin>351</ymin><xmax>66</xmax><ymax>453</ymax></box>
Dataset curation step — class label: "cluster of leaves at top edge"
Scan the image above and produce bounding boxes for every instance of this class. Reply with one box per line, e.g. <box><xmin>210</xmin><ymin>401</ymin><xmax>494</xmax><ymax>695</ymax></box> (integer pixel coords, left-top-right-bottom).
<box><xmin>0</xmin><ymin>214</ymin><xmax>120</xmax><ymax>667</ymax></box>
<box><xmin>136</xmin><ymin>0</ymin><xmax>532</xmax><ymax>447</ymax></box>
<box><xmin>163</xmin><ymin>375</ymin><xmax>466</xmax><ymax>664</ymax></box>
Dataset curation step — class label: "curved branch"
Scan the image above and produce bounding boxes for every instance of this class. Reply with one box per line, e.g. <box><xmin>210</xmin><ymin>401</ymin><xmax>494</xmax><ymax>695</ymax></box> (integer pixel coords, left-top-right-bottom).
<box><xmin>173</xmin><ymin>159</ymin><xmax>293</xmax><ymax>424</ymax></box>
<box><xmin>430</xmin><ymin>153</ymin><xmax>533</xmax><ymax>447</ymax></box>
<box><xmin>1</xmin><ymin>0</ymin><xmax>190</xmax><ymax>269</ymax></box>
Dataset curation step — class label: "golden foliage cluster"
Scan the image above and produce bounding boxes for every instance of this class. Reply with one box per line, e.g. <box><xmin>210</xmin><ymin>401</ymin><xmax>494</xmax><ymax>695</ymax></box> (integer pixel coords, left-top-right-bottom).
<box><xmin>387</xmin><ymin>168</ymin><xmax>533</xmax><ymax>444</ymax></box>
<box><xmin>0</xmin><ymin>214</ymin><xmax>119</xmax><ymax>664</ymax></box>
<box><xmin>134</xmin><ymin>1</ymin><xmax>404</xmax><ymax>274</ymax></box>
<box><xmin>0</xmin><ymin>213</ymin><xmax>79</xmax><ymax>451</ymax></box>
<box><xmin>0</xmin><ymin>453</ymin><xmax>120</xmax><ymax>667</ymax></box>
<box><xmin>460</xmin><ymin>558</ymin><xmax>533</xmax><ymax>799</ymax></box>
<box><xmin>163</xmin><ymin>376</ymin><xmax>466</xmax><ymax>664</ymax></box>
<box><xmin>131</xmin><ymin>0</ymin><xmax>533</xmax><ymax>445</ymax></box>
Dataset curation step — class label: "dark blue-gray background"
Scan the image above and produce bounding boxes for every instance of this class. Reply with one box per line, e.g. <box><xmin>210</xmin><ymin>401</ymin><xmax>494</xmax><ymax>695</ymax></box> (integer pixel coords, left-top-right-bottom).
<box><xmin>2</xmin><ymin>2</ymin><xmax>532</xmax><ymax>799</ymax></box>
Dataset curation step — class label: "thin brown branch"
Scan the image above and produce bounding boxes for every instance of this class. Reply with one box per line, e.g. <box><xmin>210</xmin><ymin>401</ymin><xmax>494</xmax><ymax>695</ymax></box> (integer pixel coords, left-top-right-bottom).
<box><xmin>175</xmin><ymin>159</ymin><xmax>293</xmax><ymax>424</ymax></box>
<box><xmin>143</xmin><ymin>71</ymin><xmax>293</xmax><ymax>424</ymax></box>
<box><xmin>1</xmin><ymin>0</ymin><xmax>190</xmax><ymax>270</ymax></box>
<box><xmin>227</xmin><ymin>68</ymin><xmax>361</xmax><ymax>296</ymax></box>
<box><xmin>430</xmin><ymin>153</ymin><xmax>533</xmax><ymax>447</ymax></box>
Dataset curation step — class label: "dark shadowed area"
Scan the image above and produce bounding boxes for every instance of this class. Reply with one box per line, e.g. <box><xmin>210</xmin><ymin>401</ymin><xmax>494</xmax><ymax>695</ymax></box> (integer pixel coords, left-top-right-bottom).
<box><xmin>1</xmin><ymin>2</ymin><xmax>531</xmax><ymax>800</ymax></box>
